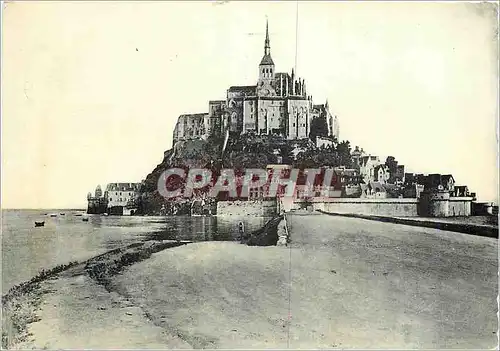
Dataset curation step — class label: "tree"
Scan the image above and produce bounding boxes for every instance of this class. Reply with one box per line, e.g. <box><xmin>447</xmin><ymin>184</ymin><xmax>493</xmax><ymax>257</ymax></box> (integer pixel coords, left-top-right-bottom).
<box><xmin>385</xmin><ymin>156</ymin><xmax>398</xmax><ymax>183</ymax></box>
<box><xmin>336</xmin><ymin>140</ymin><xmax>353</xmax><ymax>167</ymax></box>
<box><xmin>293</xmin><ymin>147</ymin><xmax>341</xmax><ymax>169</ymax></box>
<box><xmin>279</xmin><ymin>144</ymin><xmax>295</xmax><ymax>164</ymax></box>
<box><xmin>309</xmin><ymin>116</ymin><xmax>329</xmax><ymax>142</ymax></box>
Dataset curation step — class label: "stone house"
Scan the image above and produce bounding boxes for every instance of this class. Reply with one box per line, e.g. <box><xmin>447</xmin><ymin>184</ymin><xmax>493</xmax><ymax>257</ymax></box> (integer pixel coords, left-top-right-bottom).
<box><xmin>453</xmin><ymin>185</ymin><xmax>469</xmax><ymax>197</ymax></box>
<box><xmin>423</xmin><ymin>174</ymin><xmax>455</xmax><ymax>192</ymax></box>
<box><xmin>383</xmin><ymin>183</ymin><xmax>404</xmax><ymax>198</ymax></box>
<box><xmin>373</xmin><ymin>164</ymin><xmax>390</xmax><ymax>184</ymax></box>
<box><xmin>105</xmin><ymin>183</ymin><xmax>142</xmax><ymax>215</ymax></box>
<box><xmin>351</xmin><ymin>146</ymin><xmax>366</xmax><ymax>168</ymax></box>
<box><xmin>360</xmin><ymin>181</ymin><xmax>387</xmax><ymax>198</ymax></box>
<box><xmin>393</xmin><ymin>165</ymin><xmax>405</xmax><ymax>185</ymax></box>
<box><xmin>359</xmin><ymin>155</ymin><xmax>381</xmax><ymax>183</ymax></box>
<box><xmin>328</xmin><ymin>166</ymin><xmax>362</xmax><ymax>197</ymax></box>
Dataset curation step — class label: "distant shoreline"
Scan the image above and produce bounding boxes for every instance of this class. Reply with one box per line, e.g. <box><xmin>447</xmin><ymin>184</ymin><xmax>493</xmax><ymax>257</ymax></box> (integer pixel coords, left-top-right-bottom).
<box><xmin>1</xmin><ymin>208</ymin><xmax>87</xmax><ymax>211</ymax></box>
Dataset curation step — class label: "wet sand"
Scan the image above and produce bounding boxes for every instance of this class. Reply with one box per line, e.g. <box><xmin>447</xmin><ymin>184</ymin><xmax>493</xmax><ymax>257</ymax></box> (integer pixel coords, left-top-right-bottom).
<box><xmin>14</xmin><ymin>271</ymin><xmax>191</xmax><ymax>349</ymax></box>
<box><xmin>3</xmin><ymin>214</ymin><xmax>498</xmax><ymax>349</ymax></box>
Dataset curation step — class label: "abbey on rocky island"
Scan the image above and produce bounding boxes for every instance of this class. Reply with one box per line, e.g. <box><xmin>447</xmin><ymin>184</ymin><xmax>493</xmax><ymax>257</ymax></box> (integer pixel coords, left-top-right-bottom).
<box><xmin>172</xmin><ymin>20</ymin><xmax>339</xmax><ymax>146</ymax></box>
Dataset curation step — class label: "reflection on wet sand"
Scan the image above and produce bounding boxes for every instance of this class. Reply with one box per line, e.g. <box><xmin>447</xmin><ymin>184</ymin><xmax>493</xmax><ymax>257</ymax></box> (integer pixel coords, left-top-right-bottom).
<box><xmin>147</xmin><ymin>216</ymin><xmax>273</xmax><ymax>242</ymax></box>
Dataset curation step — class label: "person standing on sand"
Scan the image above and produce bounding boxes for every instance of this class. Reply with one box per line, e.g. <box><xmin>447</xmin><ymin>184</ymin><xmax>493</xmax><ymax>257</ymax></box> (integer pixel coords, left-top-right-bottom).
<box><xmin>238</xmin><ymin>221</ymin><xmax>245</xmax><ymax>241</ymax></box>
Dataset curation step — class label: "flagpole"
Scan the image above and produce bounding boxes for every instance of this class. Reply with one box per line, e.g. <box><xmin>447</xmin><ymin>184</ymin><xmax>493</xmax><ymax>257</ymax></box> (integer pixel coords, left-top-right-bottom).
<box><xmin>294</xmin><ymin>1</ymin><xmax>299</xmax><ymax>75</ymax></box>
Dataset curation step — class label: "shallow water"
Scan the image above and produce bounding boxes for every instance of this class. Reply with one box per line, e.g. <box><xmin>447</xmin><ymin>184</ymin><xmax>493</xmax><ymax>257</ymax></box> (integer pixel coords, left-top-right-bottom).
<box><xmin>1</xmin><ymin>209</ymin><xmax>271</xmax><ymax>294</ymax></box>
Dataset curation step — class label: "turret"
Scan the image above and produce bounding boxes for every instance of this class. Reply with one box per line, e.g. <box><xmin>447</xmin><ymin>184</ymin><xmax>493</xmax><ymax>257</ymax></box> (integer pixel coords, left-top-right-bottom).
<box><xmin>95</xmin><ymin>185</ymin><xmax>102</xmax><ymax>198</ymax></box>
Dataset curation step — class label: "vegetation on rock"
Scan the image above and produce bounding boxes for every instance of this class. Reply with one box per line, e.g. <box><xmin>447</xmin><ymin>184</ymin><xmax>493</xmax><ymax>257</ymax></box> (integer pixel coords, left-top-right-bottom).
<box><xmin>135</xmin><ymin>132</ymin><xmax>356</xmax><ymax>215</ymax></box>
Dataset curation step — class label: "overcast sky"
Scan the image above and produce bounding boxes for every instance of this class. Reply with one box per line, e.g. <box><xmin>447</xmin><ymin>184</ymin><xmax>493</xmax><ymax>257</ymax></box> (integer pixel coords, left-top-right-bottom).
<box><xmin>2</xmin><ymin>1</ymin><xmax>498</xmax><ymax>208</ymax></box>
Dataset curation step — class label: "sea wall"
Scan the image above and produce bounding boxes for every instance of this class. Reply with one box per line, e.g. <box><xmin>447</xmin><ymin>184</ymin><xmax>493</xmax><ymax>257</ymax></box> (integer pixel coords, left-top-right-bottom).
<box><xmin>418</xmin><ymin>191</ymin><xmax>475</xmax><ymax>217</ymax></box>
<box><xmin>317</xmin><ymin>211</ymin><xmax>498</xmax><ymax>238</ymax></box>
<box><xmin>310</xmin><ymin>198</ymin><xmax>420</xmax><ymax>217</ymax></box>
<box><xmin>216</xmin><ymin>200</ymin><xmax>277</xmax><ymax>217</ymax></box>
<box><xmin>472</xmin><ymin>202</ymin><xmax>494</xmax><ymax>216</ymax></box>
<box><xmin>448</xmin><ymin>197</ymin><xmax>473</xmax><ymax>217</ymax></box>
<box><xmin>418</xmin><ymin>191</ymin><xmax>449</xmax><ymax>217</ymax></box>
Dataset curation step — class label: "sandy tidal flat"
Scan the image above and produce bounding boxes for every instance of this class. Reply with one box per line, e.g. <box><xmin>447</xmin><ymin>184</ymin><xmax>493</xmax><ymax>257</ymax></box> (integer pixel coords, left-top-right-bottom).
<box><xmin>5</xmin><ymin>214</ymin><xmax>498</xmax><ymax>349</ymax></box>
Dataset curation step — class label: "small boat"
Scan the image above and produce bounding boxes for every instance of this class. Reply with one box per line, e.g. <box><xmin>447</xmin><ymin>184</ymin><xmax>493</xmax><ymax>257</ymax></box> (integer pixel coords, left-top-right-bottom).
<box><xmin>34</xmin><ymin>221</ymin><xmax>45</xmax><ymax>227</ymax></box>
<box><xmin>82</xmin><ymin>217</ymin><xmax>89</xmax><ymax>222</ymax></box>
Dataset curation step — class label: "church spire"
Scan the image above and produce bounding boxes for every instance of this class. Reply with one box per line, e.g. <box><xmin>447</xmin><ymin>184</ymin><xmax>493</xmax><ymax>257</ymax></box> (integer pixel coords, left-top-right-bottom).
<box><xmin>258</xmin><ymin>18</ymin><xmax>275</xmax><ymax>86</ymax></box>
<box><xmin>264</xmin><ymin>19</ymin><xmax>270</xmax><ymax>56</ymax></box>
<box><xmin>259</xmin><ymin>18</ymin><xmax>274</xmax><ymax>67</ymax></box>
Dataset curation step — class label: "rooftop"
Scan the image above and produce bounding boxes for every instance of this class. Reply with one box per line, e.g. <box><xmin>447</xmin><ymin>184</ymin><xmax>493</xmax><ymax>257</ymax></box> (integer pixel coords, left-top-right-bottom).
<box><xmin>106</xmin><ymin>183</ymin><xmax>141</xmax><ymax>192</ymax></box>
<box><xmin>259</xmin><ymin>54</ymin><xmax>274</xmax><ymax>65</ymax></box>
<box><xmin>228</xmin><ymin>85</ymin><xmax>256</xmax><ymax>94</ymax></box>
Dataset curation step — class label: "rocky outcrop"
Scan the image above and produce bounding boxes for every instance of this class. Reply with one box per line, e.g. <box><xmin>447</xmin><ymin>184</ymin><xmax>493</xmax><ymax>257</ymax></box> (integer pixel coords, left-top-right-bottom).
<box><xmin>85</xmin><ymin>241</ymin><xmax>190</xmax><ymax>290</ymax></box>
<box><xmin>135</xmin><ymin>133</ymin><xmax>357</xmax><ymax>215</ymax></box>
<box><xmin>241</xmin><ymin>215</ymin><xmax>284</xmax><ymax>246</ymax></box>
<box><xmin>135</xmin><ymin>139</ymin><xmax>223</xmax><ymax>215</ymax></box>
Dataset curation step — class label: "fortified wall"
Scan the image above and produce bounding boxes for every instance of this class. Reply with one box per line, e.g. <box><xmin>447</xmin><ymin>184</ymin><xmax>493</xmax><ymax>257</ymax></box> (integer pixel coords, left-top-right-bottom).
<box><xmin>418</xmin><ymin>190</ymin><xmax>473</xmax><ymax>217</ymax></box>
<box><xmin>302</xmin><ymin>190</ymin><xmax>475</xmax><ymax>218</ymax></box>
<box><xmin>311</xmin><ymin>198</ymin><xmax>419</xmax><ymax>217</ymax></box>
<box><xmin>216</xmin><ymin>200</ymin><xmax>277</xmax><ymax>217</ymax></box>
<box><xmin>215</xmin><ymin>191</ymin><xmax>474</xmax><ymax>218</ymax></box>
